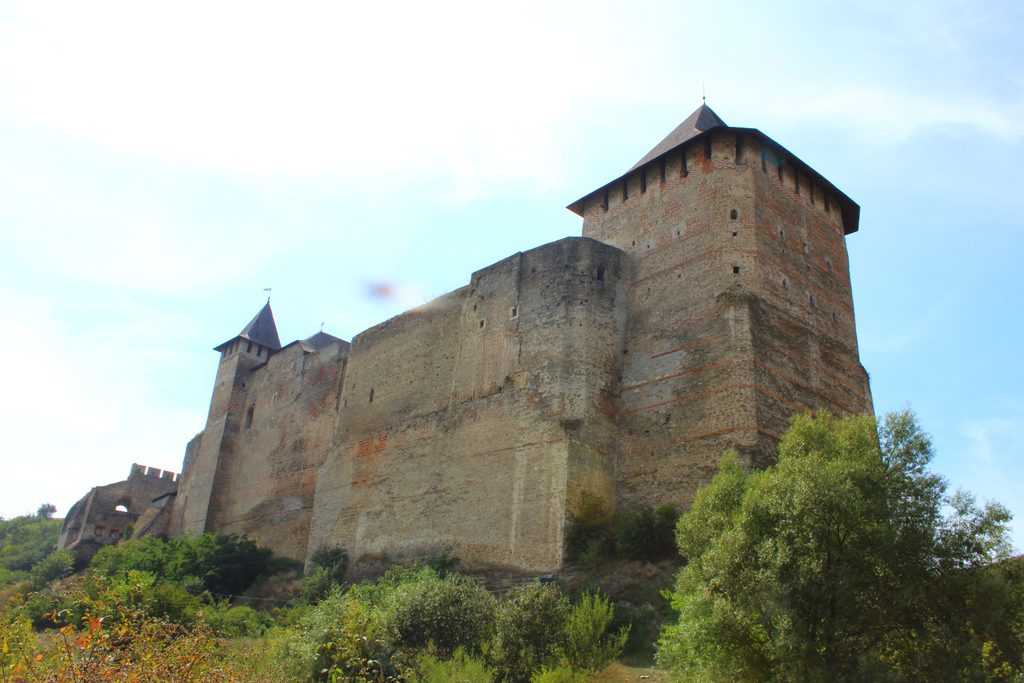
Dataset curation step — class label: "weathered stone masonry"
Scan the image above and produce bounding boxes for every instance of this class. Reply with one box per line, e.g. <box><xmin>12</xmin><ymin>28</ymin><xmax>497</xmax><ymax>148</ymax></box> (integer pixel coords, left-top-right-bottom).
<box><xmin>60</xmin><ymin>105</ymin><xmax>873</xmax><ymax>574</ymax></box>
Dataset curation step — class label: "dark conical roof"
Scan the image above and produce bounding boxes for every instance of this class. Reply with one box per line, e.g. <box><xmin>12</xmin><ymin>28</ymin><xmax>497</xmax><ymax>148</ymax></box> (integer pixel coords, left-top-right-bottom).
<box><xmin>630</xmin><ymin>103</ymin><xmax>727</xmax><ymax>170</ymax></box>
<box><xmin>214</xmin><ymin>301</ymin><xmax>282</xmax><ymax>352</ymax></box>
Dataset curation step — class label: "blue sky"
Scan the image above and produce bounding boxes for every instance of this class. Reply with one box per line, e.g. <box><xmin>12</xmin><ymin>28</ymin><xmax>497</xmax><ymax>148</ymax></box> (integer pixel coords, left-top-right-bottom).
<box><xmin>1</xmin><ymin>1</ymin><xmax>1022</xmax><ymax>549</ymax></box>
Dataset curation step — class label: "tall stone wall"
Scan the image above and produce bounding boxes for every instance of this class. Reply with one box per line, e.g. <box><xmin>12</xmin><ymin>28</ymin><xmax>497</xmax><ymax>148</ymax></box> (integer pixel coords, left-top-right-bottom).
<box><xmin>309</xmin><ymin>237</ymin><xmax>625</xmax><ymax>572</ymax></box>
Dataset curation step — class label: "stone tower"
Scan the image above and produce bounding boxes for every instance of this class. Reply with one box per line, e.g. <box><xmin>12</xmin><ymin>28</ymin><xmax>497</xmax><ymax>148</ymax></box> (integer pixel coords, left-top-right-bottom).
<box><xmin>171</xmin><ymin>301</ymin><xmax>283</xmax><ymax>534</ymax></box>
<box><xmin>568</xmin><ymin>103</ymin><xmax>872</xmax><ymax>509</ymax></box>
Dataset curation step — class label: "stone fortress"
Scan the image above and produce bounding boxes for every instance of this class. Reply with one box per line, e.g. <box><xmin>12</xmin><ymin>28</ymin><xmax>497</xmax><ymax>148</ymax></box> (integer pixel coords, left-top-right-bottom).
<box><xmin>59</xmin><ymin>105</ymin><xmax>872</xmax><ymax>573</ymax></box>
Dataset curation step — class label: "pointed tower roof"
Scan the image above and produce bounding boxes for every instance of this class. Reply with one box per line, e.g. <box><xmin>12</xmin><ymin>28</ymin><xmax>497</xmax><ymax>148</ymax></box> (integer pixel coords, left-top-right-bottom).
<box><xmin>213</xmin><ymin>301</ymin><xmax>282</xmax><ymax>352</ymax></box>
<box><xmin>566</xmin><ymin>104</ymin><xmax>860</xmax><ymax>234</ymax></box>
<box><xmin>630</xmin><ymin>104</ymin><xmax>727</xmax><ymax>170</ymax></box>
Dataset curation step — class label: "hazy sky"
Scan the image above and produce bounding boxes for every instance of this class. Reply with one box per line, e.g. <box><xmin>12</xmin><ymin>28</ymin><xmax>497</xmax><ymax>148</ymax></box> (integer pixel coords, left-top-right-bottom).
<box><xmin>1</xmin><ymin>1</ymin><xmax>1022</xmax><ymax>548</ymax></box>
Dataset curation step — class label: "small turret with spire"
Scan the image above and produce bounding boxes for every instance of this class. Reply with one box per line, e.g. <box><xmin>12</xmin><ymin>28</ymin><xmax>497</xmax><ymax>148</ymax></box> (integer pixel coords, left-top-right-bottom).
<box><xmin>213</xmin><ymin>300</ymin><xmax>282</xmax><ymax>362</ymax></box>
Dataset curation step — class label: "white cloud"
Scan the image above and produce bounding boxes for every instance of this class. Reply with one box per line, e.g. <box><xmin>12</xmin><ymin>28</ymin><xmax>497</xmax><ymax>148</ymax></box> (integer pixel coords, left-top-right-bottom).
<box><xmin>0</xmin><ymin>0</ymin><xmax>623</xmax><ymax>198</ymax></box>
<box><xmin>0</xmin><ymin>288</ymin><xmax>206</xmax><ymax>518</ymax></box>
<box><xmin>0</xmin><ymin>149</ymin><xmax>287</xmax><ymax>294</ymax></box>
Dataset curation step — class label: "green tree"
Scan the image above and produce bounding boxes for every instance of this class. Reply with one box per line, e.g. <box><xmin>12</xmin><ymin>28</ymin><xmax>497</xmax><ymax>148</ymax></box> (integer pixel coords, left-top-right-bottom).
<box><xmin>658</xmin><ymin>410</ymin><xmax>1022</xmax><ymax>683</ymax></box>
<box><xmin>490</xmin><ymin>582</ymin><xmax>570</xmax><ymax>682</ymax></box>
<box><xmin>385</xmin><ymin>569</ymin><xmax>496</xmax><ymax>658</ymax></box>
<box><xmin>0</xmin><ymin>514</ymin><xmax>62</xmax><ymax>582</ymax></box>
<box><xmin>560</xmin><ymin>590</ymin><xmax>629</xmax><ymax>673</ymax></box>
<box><xmin>35</xmin><ymin>504</ymin><xmax>56</xmax><ymax>520</ymax></box>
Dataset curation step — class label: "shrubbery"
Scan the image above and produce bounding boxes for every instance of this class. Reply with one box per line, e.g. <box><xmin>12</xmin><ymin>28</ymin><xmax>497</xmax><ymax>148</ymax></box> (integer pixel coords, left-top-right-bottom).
<box><xmin>408</xmin><ymin>649</ymin><xmax>496</xmax><ymax>682</ymax></box>
<box><xmin>385</xmin><ymin>569</ymin><xmax>496</xmax><ymax>657</ymax></box>
<box><xmin>282</xmin><ymin>566</ymin><xmax>628</xmax><ymax>682</ymax></box>
<box><xmin>490</xmin><ymin>582</ymin><xmax>570</xmax><ymax>681</ymax></box>
<box><xmin>1</xmin><ymin>522</ymin><xmax>635</xmax><ymax>681</ymax></box>
<box><xmin>560</xmin><ymin>591</ymin><xmax>629</xmax><ymax>673</ymax></box>
<box><xmin>1</xmin><ymin>598</ymin><xmax>246</xmax><ymax>682</ymax></box>
<box><xmin>0</xmin><ymin>510</ymin><xmax>63</xmax><ymax>588</ymax></box>
<box><xmin>91</xmin><ymin>532</ymin><xmax>272</xmax><ymax>596</ymax></box>
<box><xmin>299</xmin><ymin>543</ymin><xmax>349</xmax><ymax>604</ymax></box>
<box><xmin>565</xmin><ymin>504</ymin><xmax>678</xmax><ymax>564</ymax></box>
<box><xmin>29</xmin><ymin>548</ymin><xmax>76</xmax><ymax>587</ymax></box>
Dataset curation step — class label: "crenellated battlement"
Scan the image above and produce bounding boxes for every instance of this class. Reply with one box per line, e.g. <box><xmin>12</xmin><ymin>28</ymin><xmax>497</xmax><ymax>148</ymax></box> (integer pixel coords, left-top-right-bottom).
<box><xmin>130</xmin><ymin>463</ymin><xmax>179</xmax><ymax>482</ymax></box>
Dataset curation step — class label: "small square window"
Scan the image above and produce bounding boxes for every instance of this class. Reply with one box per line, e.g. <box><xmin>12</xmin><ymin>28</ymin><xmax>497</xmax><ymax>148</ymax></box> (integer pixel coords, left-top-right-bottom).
<box><xmin>509</xmin><ymin>306</ymin><xmax>518</xmax><ymax>319</ymax></box>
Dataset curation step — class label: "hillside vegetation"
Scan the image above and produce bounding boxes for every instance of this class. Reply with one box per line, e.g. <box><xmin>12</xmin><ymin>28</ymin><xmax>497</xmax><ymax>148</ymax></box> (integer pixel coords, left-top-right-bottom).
<box><xmin>0</xmin><ymin>508</ymin><xmax>63</xmax><ymax>589</ymax></box>
<box><xmin>2</xmin><ymin>410</ymin><xmax>1022</xmax><ymax>682</ymax></box>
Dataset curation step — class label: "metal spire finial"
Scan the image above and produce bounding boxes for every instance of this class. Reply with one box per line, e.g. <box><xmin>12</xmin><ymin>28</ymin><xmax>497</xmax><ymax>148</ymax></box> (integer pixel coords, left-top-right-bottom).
<box><xmin>263</xmin><ymin>287</ymin><xmax>272</xmax><ymax>302</ymax></box>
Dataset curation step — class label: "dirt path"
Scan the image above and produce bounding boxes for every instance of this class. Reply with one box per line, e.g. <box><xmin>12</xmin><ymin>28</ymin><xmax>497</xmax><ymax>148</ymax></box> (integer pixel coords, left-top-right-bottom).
<box><xmin>590</xmin><ymin>662</ymin><xmax>672</xmax><ymax>682</ymax></box>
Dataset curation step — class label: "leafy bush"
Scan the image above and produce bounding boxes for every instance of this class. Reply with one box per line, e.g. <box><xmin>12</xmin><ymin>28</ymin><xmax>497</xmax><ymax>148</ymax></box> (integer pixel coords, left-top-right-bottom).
<box><xmin>385</xmin><ymin>569</ymin><xmax>495</xmax><ymax>657</ymax></box>
<box><xmin>309</xmin><ymin>544</ymin><xmax>349</xmax><ymax>582</ymax></box>
<box><xmin>305</xmin><ymin>592</ymin><xmax>397</xmax><ymax>682</ymax></box>
<box><xmin>612</xmin><ymin>505</ymin><xmax>678</xmax><ymax>560</ymax></box>
<box><xmin>561</xmin><ymin>591</ymin><xmax>629</xmax><ymax>673</ymax></box>
<box><xmin>282</xmin><ymin>565</ymin><xmax>505</xmax><ymax>681</ymax></box>
<box><xmin>408</xmin><ymin>649</ymin><xmax>495</xmax><ymax>682</ymax></box>
<box><xmin>490</xmin><ymin>582</ymin><xmax>570</xmax><ymax>682</ymax></box>
<box><xmin>0</xmin><ymin>514</ymin><xmax>62</xmax><ymax>577</ymax></box>
<box><xmin>2</xmin><ymin>572</ymin><xmax>253</xmax><ymax>681</ymax></box>
<box><xmin>279</xmin><ymin>574</ymin><xmax>397</xmax><ymax>682</ymax></box>
<box><xmin>29</xmin><ymin>549</ymin><xmax>76</xmax><ymax>587</ymax></box>
<box><xmin>57</xmin><ymin>569</ymin><xmax>204</xmax><ymax>628</ymax></box>
<box><xmin>300</xmin><ymin>544</ymin><xmax>349</xmax><ymax>604</ymax></box>
<box><xmin>420</xmin><ymin>546</ymin><xmax>460</xmax><ymax>577</ymax></box>
<box><xmin>566</xmin><ymin>504</ymin><xmax>678</xmax><ymax>564</ymax></box>
<box><xmin>91</xmin><ymin>532</ymin><xmax>271</xmax><ymax>596</ymax></box>
<box><xmin>202</xmin><ymin>603</ymin><xmax>270</xmax><ymax>637</ymax></box>
<box><xmin>299</xmin><ymin>564</ymin><xmax>343</xmax><ymax>605</ymax></box>
<box><xmin>565</xmin><ymin>518</ymin><xmax>614</xmax><ymax>566</ymax></box>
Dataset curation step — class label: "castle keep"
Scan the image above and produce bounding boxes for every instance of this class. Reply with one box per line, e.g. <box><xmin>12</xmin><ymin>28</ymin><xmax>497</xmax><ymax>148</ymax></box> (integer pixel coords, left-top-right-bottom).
<box><xmin>60</xmin><ymin>105</ymin><xmax>872</xmax><ymax>572</ymax></box>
